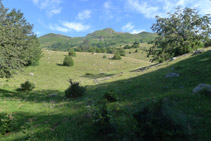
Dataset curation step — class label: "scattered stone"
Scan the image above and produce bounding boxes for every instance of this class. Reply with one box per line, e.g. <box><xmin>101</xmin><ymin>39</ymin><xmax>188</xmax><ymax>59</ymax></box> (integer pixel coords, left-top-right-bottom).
<box><xmin>131</xmin><ymin>63</ymin><xmax>162</xmax><ymax>72</ymax></box>
<box><xmin>120</xmin><ymin>72</ymin><xmax>124</xmax><ymax>74</ymax></box>
<box><xmin>165</xmin><ymin>72</ymin><xmax>180</xmax><ymax>78</ymax></box>
<box><xmin>192</xmin><ymin>49</ymin><xmax>204</xmax><ymax>56</ymax></box>
<box><xmin>48</xmin><ymin>94</ymin><xmax>58</xmax><ymax>97</ymax></box>
<box><xmin>170</xmin><ymin>57</ymin><xmax>177</xmax><ymax>61</ymax></box>
<box><xmin>192</xmin><ymin>83</ymin><xmax>211</xmax><ymax>94</ymax></box>
<box><xmin>29</xmin><ymin>73</ymin><xmax>34</xmax><ymax>76</ymax></box>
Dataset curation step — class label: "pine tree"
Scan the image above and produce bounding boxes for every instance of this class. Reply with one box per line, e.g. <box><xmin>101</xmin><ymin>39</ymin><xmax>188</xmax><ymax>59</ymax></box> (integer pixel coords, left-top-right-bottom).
<box><xmin>0</xmin><ymin>1</ymin><xmax>42</xmax><ymax>78</ymax></box>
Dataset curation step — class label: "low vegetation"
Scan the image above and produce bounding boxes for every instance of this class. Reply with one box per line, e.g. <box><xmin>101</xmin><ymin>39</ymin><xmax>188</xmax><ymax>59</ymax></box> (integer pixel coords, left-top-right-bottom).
<box><xmin>63</xmin><ymin>56</ymin><xmax>74</xmax><ymax>66</ymax></box>
<box><xmin>65</xmin><ymin>79</ymin><xmax>86</xmax><ymax>98</ymax></box>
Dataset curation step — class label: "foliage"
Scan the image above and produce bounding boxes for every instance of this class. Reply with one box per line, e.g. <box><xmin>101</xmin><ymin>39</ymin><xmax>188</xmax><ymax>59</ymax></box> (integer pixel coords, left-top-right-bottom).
<box><xmin>103</xmin><ymin>90</ymin><xmax>117</xmax><ymax>102</ymax></box>
<box><xmin>148</xmin><ymin>7</ymin><xmax>211</xmax><ymax>62</ymax></box>
<box><xmin>92</xmin><ymin>104</ymin><xmax>116</xmax><ymax>140</ymax></box>
<box><xmin>112</xmin><ymin>53</ymin><xmax>121</xmax><ymax>60</ymax></box>
<box><xmin>63</xmin><ymin>56</ymin><xmax>74</xmax><ymax>67</ymax></box>
<box><xmin>103</xmin><ymin>55</ymin><xmax>107</xmax><ymax>58</ymax></box>
<box><xmin>65</xmin><ymin>79</ymin><xmax>86</xmax><ymax>98</ymax></box>
<box><xmin>68</xmin><ymin>48</ymin><xmax>76</xmax><ymax>57</ymax></box>
<box><xmin>134</xmin><ymin>100</ymin><xmax>187</xmax><ymax>140</ymax></box>
<box><xmin>123</xmin><ymin>42</ymin><xmax>140</xmax><ymax>49</ymax></box>
<box><xmin>205</xmin><ymin>39</ymin><xmax>211</xmax><ymax>47</ymax></box>
<box><xmin>0</xmin><ymin>2</ymin><xmax>42</xmax><ymax>78</ymax></box>
<box><xmin>17</xmin><ymin>81</ymin><xmax>35</xmax><ymax>92</ymax></box>
<box><xmin>0</xmin><ymin>113</ymin><xmax>13</xmax><ymax>135</ymax></box>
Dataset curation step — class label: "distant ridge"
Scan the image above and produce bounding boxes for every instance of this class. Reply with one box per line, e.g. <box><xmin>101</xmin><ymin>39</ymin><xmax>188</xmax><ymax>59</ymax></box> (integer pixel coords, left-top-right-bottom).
<box><xmin>39</xmin><ymin>28</ymin><xmax>157</xmax><ymax>50</ymax></box>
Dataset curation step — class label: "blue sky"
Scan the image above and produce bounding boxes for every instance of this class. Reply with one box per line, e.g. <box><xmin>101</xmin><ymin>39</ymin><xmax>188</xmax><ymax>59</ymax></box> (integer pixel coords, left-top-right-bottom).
<box><xmin>2</xmin><ymin>0</ymin><xmax>211</xmax><ymax>37</ymax></box>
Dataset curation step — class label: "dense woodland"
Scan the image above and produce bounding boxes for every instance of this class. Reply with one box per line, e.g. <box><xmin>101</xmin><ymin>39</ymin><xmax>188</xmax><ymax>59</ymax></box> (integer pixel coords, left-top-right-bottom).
<box><xmin>0</xmin><ymin>1</ymin><xmax>211</xmax><ymax>140</ymax></box>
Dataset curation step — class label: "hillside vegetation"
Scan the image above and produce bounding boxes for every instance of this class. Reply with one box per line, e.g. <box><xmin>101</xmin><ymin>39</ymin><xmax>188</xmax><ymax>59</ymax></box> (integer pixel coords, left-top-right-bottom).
<box><xmin>39</xmin><ymin>28</ymin><xmax>157</xmax><ymax>51</ymax></box>
<box><xmin>0</xmin><ymin>47</ymin><xmax>210</xmax><ymax>140</ymax></box>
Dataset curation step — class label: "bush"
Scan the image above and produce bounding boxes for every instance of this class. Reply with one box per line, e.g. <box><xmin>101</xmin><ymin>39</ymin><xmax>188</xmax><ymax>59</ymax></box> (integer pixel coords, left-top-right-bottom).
<box><xmin>85</xmin><ymin>72</ymin><xmax>93</xmax><ymax>76</ymax></box>
<box><xmin>112</xmin><ymin>53</ymin><xmax>121</xmax><ymax>60</ymax></box>
<box><xmin>17</xmin><ymin>81</ymin><xmax>35</xmax><ymax>92</ymax></box>
<box><xmin>103</xmin><ymin>90</ymin><xmax>117</xmax><ymax>102</ymax></box>
<box><xmin>68</xmin><ymin>48</ymin><xmax>76</xmax><ymax>57</ymax></box>
<box><xmin>0</xmin><ymin>113</ymin><xmax>13</xmax><ymax>135</ymax></box>
<box><xmin>103</xmin><ymin>55</ymin><xmax>107</xmax><ymax>58</ymax></box>
<box><xmin>63</xmin><ymin>56</ymin><xmax>74</xmax><ymax>67</ymax></box>
<box><xmin>65</xmin><ymin>79</ymin><xmax>86</xmax><ymax>98</ymax></box>
<box><xmin>93</xmin><ymin>104</ymin><xmax>116</xmax><ymax>139</ymax></box>
<box><xmin>134</xmin><ymin>100</ymin><xmax>187</xmax><ymax>140</ymax></box>
<box><xmin>135</xmin><ymin>49</ymin><xmax>138</xmax><ymax>53</ymax></box>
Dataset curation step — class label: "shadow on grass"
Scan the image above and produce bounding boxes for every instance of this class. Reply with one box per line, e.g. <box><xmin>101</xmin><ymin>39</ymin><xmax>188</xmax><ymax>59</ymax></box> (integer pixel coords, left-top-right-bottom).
<box><xmin>0</xmin><ymin>89</ymin><xmax>65</xmax><ymax>103</ymax></box>
<box><xmin>82</xmin><ymin>73</ymin><xmax>115</xmax><ymax>79</ymax></box>
<box><xmin>0</xmin><ymin>110</ymin><xmax>94</xmax><ymax>141</ymax></box>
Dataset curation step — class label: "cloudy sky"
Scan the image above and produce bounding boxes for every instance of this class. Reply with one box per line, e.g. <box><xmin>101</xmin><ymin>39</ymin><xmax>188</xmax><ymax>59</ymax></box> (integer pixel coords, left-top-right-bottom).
<box><xmin>3</xmin><ymin>0</ymin><xmax>211</xmax><ymax>37</ymax></box>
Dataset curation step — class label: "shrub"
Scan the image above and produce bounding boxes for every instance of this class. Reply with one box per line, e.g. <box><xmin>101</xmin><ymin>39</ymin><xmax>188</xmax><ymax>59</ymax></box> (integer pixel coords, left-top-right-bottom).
<box><xmin>135</xmin><ymin>49</ymin><xmax>138</xmax><ymax>53</ymax></box>
<box><xmin>65</xmin><ymin>79</ymin><xmax>86</xmax><ymax>98</ymax></box>
<box><xmin>68</xmin><ymin>48</ymin><xmax>76</xmax><ymax>57</ymax></box>
<box><xmin>85</xmin><ymin>72</ymin><xmax>93</xmax><ymax>76</ymax></box>
<box><xmin>200</xmin><ymin>88</ymin><xmax>211</xmax><ymax>97</ymax></box>
<box><xmin>103</xmin><ymin>55</ymin><xmax>107</xmax><ymax>58</ymax></box>
<box><xmin>103</xmin><ymin>90</ymin><xmax>117</xmax><ymax>102</ymax></box>
<box><xmin>134</xmin><ymin>100</ymin><xmax>187</xmax><ymax>140</ymax></box>
<box><xmin>93</xmin><ymin>104</ymin><xmax>116</xmax><ymax>139</ymax></box>
<box><xmin>0</xmin><ymin>113</ymin><xmax>13</xmax><ymax>135</ymax></box>
<box><xmin>112</xmin><ymin>53</ymin><xmax>121</xmax><ymax>60</ymax></box>
<box><xmin>17</xmin><ymin>81</ymin><xmax>35</xmax><ymax>92</ymax></box>
<box><xmin>63</xmin><ymin>56</ymin><xmax>74</xmax><ymax>67</ymax></box>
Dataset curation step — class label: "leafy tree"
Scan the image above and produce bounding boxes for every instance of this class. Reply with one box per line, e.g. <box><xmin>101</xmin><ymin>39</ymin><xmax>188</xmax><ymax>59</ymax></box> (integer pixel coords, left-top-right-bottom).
<box><xmin>68</xmin><ymin>48</ymin><xmax>76</xmax><ymax>57</ymax></box>
<box><xmin>63</xmin><ymin>56</ymin><xmax>74</xmax><ymax>66</ymax></box>
<box><xmin>0</xmin><ymin>1</ymin><xmax>42</xmax><ymax>78</ymax></box>
<box><xmin>112</xmin><ymin>52</ymin><xmax>121</xmax><ymax>60</ymax></box>
<box><xmin>148</xmin><ymin>7</ymin><xmax>211</xmax><ymax>62</ymax></box>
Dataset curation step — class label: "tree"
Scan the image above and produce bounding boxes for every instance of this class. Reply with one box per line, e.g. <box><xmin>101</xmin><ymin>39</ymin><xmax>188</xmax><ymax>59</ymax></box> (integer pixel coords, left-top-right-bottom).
<box><xmin>112</xmin><ymin>52</ymin><xmax>121</xmax><ymax>60</ymax></box>
<box><xmin>68</xmin><ymin>48</ymin><xmax>76</xmax><ymax>57</ymax></box>
<box><xmin>148</xmin><ymin>7</ymin><xmax>211</xmax><ymax>62</ymax></box>
<box><xmin>0</xmin><ymin>1</ymin><xmax>42</xmax><ymax>78</ymax></box>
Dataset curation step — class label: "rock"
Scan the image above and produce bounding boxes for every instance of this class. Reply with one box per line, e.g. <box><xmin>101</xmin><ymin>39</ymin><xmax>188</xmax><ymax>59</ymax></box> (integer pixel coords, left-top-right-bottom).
<box><xmin>48</xmin><ymin>94</ymin><xmax>58</xmax><ymax>97</ymax></box>
<box><xmin>192</xmin><ymin>83</ymin><xmax>211</xmax><ymax>94</ymax></box>
<box><xmin>192</xmin><ymin>49</ymin><xmax>204</xmax><ymax>56</ymax></box>
<box><xmin>165</xmin><ymin>72</ymin><xmax>180</xmax><ymax>78</ymax></box>
<box><xmin>29</xmin><ymin>73</ymin><xmax>34</xmax><ymax>76</ymax></box>
<box><xmin>170</xmin><ymin>57</ymin><xmax>177</xmax><ymax>61</ymax></box>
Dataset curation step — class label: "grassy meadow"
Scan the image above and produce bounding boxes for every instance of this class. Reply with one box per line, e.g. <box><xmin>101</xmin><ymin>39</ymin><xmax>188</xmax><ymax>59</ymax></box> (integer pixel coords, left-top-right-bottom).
<box><xmin>0</xmin><ymin>47</ymin><xmax>211</xmax><ymax>140</ymax></box>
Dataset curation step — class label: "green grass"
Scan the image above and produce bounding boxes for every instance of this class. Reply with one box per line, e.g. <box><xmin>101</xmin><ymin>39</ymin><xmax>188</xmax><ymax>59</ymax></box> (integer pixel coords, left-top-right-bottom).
<box><xmin>0</xmin><ymin>48</ymin><xmax>211</xmax><ymax>140</ymax></box>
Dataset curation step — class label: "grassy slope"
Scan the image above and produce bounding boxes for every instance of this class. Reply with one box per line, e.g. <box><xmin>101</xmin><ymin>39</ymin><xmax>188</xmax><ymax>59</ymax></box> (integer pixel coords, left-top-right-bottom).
<box><xmin>0</xmin><ymin>48</ymin><xmax>211</xmax><ymax>140</ymax></box>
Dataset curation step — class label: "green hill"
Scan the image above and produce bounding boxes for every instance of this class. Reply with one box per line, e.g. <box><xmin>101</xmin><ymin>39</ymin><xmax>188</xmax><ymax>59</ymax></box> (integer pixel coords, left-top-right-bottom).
<box><xmin>38</xmin><ymin>28</ymin><xmax>157</xmax><ymax>51</ymax></box>
<box><xmin>0</xmin><ymin>47</ymin><xmax>210</xmax><ymax>140</ymax></box>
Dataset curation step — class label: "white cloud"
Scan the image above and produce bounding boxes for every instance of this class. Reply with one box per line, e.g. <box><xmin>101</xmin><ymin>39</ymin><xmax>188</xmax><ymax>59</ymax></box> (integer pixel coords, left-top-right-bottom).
<box><xmin>126</xmin><ymin>0</ymin><xmax>211</xmax><ymax>18</ymax></box>
<box><xmin>126</xmin><ymin>0</ymin><xmax>160</xmax><ymax>18</ymax></box>
<box><xmin>62</xmin><ymin>22</ymin><xmax>90</xmax><ymax>32</ymax></box>
<box><xmin>32</xmin><ymin>0</ymin><xmax>63</xmax><ymax>16</ymax></box>
<box><xmin>104</xmin><ymin>1</ymin><xmax>112</xmax><ymax>9</ymax></box>
<box><xmin>77</xmin><ymin>10</ymin><xmax>91</xmax><ymax>20</ymax></box>
<box><xmin>32</xmin><ymin>0</ymin><xmax>39</xmax><ymax>4</ymax></box>
<box><xmin>49</xmin><ymin>22</ymin><xmax>90</xmax><ymax>33</ymax></box>
<box><xmin>121</xmin><ymin>22</ymin><xmax>134</xmax><ymax>31</ymax></box>
<box><xmin>121</xmin><ymin>22</ymin><xmax>145</xmax><ymax>34</ymax></box>
<box><xmin>131</xmin><ymin>29</ymin><xmax>145</xmax><ymax>34</ymax></box>
<box><xmin>50</xmin><ymin>25</ymin><xmax>69</xmax><ymax>32</ymax></box>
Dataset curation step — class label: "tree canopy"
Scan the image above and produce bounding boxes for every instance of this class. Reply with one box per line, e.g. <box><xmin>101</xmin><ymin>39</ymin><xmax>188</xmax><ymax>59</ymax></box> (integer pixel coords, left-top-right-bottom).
<box><xmin>148</xmin><ymin>7</ymin><xmax>211</xmax><ymax>62</ymax></box>
<box><xmin>0</xmin><ymin>1</ymin><xmax>42</xmax><ymax>78</ymax></box>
